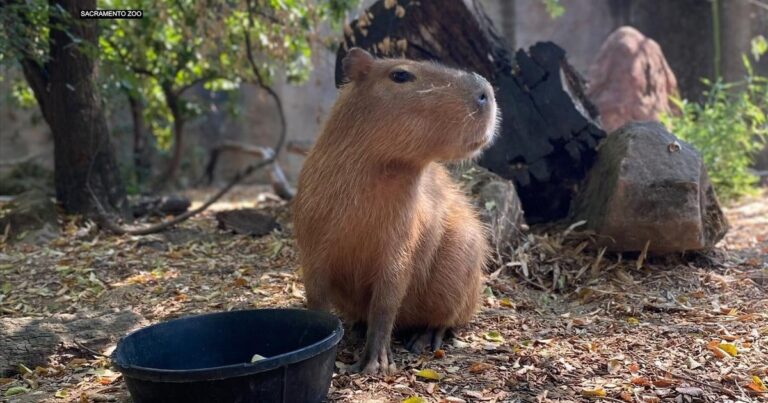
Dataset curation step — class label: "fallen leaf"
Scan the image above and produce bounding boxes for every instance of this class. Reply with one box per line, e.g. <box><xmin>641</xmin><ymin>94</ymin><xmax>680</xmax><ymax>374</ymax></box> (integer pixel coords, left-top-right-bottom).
<box><xmin>607</xmin><ymin>358</ymin><xmax>621</xmax><ymax>374</ymax></box>
<box><xmin>483</xmin><ymin>331</ymin><xmax>505</xmax><ymax>343</ymax></box>
<box><xmin>718</xmin><ymin>342</ymin><xmax>738</xmax><ymax>356</ymax></box>
<box><xmin>68</xmin><ymin>358</ymin><xmax>88</xmax><ymax>367</ymax></box>
<box><xmin>415</xmin><ymin>368</ymin><xmax>443</xmax><ymax>381</ymax></box>
<box><xmin>707</xmin><ymin>340</ymin><xmax>726</xmax><ymax>358</ymax></box>
<box><xmin>626</xmin><ymin>317</ymin><xmax>640</xmax><ymax>325</ymax></box>
<box><xmin>581</xmin><ymin>387</ymin><xmax>606</xmax><ymax>398</ymax></box>
<box><xmin>54</xmin><ymin>389</ymin><xmax>70</xmax><ymax>399</ymax></box>
<box><xmin>402</xmin><ymin>396</ymin><xmax>427</xmax><ymax>403</ymax></box>
<box><xmin>631</xmin><ymin>377</ymin><xmax>653</xmax><ymax>387</ymax></box>
<box><xmin>4</xmin><ymin>386</ymin><xmax>30</xmax><ymax>397</ymax></box>
<box><xmin>652</xmin><ymin>377</ymin><xmax>678</xmax><ymax>387</ymax></box>
<box><xmin>687</xmin><ymin>356</ymin><xmax>702</xmax><ymax>369</ymax></box>
<box><xmin>500</xmin><ymin>297</ymin><xmax>514</xmax><ymax>308</ymax></box>
<box><xmin>464</xmin><ymin>391</ymin><xmax>484</xmax><ymax>399</ymax></box>
<box><xmin>468</xmin><ymin>362</ymin><xmax>493</xmax><ymax>374</ymax></box>
<box><xmin>619</xmin><ymin>391</ymin><xmax>633</xmax><ymax>402</ymax></box>
<box><xmin>433</xmin><ymin>349</ymin><xmax>446</xmax><ymax>359</ymax></box>
<box><xmin>628</xmin><ymin>362</ymin><xmax>640</xmax><ymax>374</ymax></box>
<box><xmin>746</xmin><ymin>375</ymin><xmax>767</xmax><ymax>392</ymax></box>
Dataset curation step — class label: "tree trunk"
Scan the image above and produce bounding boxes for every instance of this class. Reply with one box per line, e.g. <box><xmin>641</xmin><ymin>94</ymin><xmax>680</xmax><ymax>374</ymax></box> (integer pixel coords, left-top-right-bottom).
<box><xmin>335</xmin><ymin>0</ymin><xmax>605</xmax><ymax>223</ymax></box>
<box><xmin>17</xmin><ymin>0</ymin><xmax>128</xmax><ymax>216</ymax></box>
<box><xmin>127</xmin><ymin>93</ymin><xmax>152</xmax><ymax>187</ymax></box>
<box><xmin>155</xmin><ymin>86</ymin><xmax>184</xmax><ymax>188</ymax></box>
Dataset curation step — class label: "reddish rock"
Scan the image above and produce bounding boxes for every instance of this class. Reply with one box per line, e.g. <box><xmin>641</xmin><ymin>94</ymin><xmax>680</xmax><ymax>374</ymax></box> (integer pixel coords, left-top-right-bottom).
<box><xmin>587</xmin><ymin>26</ymin><xmax>679</xmax><ymax>133</ymax></box>
<box><xmin>571</xmin><ymin>122</ymin><xmax>728</xmax><ymax>253</ymax></box>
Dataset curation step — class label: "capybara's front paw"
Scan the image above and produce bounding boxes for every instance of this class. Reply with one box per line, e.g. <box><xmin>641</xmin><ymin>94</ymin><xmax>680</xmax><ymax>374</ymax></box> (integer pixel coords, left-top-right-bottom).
<box><xmin>351</xmin><ymin>345</ymin><xmax>396</xmax><ymax>375</ymax></box>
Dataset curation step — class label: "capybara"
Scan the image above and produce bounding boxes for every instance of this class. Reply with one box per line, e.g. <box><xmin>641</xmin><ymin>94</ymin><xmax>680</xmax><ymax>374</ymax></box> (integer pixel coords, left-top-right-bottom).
<box><xmin>293</xmin><ymin>48</ymin><xmax>498</xmax><ymax>374</ymax></box>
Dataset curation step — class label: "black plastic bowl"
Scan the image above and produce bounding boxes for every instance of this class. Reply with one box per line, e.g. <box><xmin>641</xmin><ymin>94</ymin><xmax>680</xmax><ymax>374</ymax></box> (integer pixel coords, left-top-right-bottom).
<box><xmin>112</xmin><ymin>308</ymin><xmax>343</xmax><ymax>403</ymax></box>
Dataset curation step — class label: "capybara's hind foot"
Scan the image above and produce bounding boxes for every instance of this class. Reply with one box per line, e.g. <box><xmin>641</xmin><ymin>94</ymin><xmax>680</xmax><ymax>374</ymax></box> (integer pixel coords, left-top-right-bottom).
<box><xmin>405</xmin><ymin>327</ymin><xmax>448</xmax><ymax>354</ymax></box>
<box><xmin>350</xmin><ymin>344</ymin><xmax>396</xmax><ymax>375</ymax></box>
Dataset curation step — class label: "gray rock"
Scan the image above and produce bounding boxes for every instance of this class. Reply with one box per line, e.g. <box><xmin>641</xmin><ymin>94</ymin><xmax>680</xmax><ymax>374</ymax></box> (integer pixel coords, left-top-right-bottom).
<box><xmin>571</xmin><ymin>121</ymin><xmax>728</xmax><ymax>253</ymax></box>
<box><xmin>0</xmin><ymin>189</ymin><xmax>59</xmax><ymax>243</ymax></box>
<box><xmin>215</xmin><ymin>208</ymin><xmax>279</xmax><ymax>237</ymax></box>
<box><xmin>454</xmin><ymin>165</ymin><xmax>525</xmax><ymax>251</ymax></box>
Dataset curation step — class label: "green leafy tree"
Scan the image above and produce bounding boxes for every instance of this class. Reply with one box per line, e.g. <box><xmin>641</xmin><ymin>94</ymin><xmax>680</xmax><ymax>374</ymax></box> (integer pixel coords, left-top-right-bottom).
<box><xmin>98</xmin><ymin>0</ymin><xmax>356</xmax><ymax>189</ymax></box>
<box><xmin>0</xmin><ymin>0</ymin><xmax>129</xmax><ymax>216</ymax></box>
<box><xmin>662</xmin><ymin>54</ymin><xmax>768</xmax><ymax>201</ymax></box>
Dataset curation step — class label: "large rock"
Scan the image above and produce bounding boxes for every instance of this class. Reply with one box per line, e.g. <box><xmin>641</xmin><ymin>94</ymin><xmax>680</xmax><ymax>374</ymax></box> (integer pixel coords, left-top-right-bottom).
<box><xmin>587</xmin><ymin>27</ymin><xmax>679</xmax><ymax>133</ymax></box>
<box><xmin>454</xmin><ymin>165</ymin><xmax>525</xmax><ymax>252</ymax></box>
<box><xmin>571</xmin><ymin>122</ymin><xmax>728</xmax><ymax>253</ymax></box>
<box><xmin>0</xmin><ymin>189</ymin><xmax>58</xmax><ymax>243</ymax></box>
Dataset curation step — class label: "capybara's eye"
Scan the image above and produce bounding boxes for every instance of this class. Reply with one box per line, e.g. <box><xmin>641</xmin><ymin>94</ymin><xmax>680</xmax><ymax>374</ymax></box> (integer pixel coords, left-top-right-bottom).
<box><xmin>389</xmin><ymin>70</ymin><xmax>415</xmax><ymax>83</ymax></box>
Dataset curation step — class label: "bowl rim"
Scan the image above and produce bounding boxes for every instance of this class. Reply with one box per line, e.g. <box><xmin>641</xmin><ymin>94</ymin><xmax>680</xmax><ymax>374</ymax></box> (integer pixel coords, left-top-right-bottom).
<box><xmin>111</xmin><ymin>308</ymin><xmax>344</xmax><ymax>382</ymax></box>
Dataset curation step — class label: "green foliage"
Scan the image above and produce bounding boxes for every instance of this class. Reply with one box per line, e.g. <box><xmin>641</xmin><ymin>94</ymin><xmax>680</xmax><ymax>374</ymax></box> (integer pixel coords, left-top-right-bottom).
<box><xmin>540</xmin><ymin>0</ymin><xmax>565</xmax><ymax>19</ymax></box>
<box><xmin>752</xmin><ymin>35</ymin><xmax>767</xmax><ymax>62</ymax></box>
<box><xmin>2</xmin><ymin>0</ymin><xmax>355</xmax><ymax>181</ymax></box>
<box><xmin>661</xmin><ymin>56</ymin><xmax>768</xmax><ymax>202</ymax></box>
<box><xmin>0</xmin><ymin>1</ymin><xmax>53</xmax><ymax>67</ymax></box>
<box><xmin>96</xmin><ymin>0</ymin><xmax>355</xmax><ymax>154</ymax></box>
<box><xmin>9</xmin><ymin>79</ymin><xmax>36</xmax><ymax>108</ymax></box>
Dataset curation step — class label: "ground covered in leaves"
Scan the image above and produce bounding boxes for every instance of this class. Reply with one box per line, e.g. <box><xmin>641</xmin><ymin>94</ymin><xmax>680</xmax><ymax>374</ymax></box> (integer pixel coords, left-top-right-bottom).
<box><xmin>0</xmin><ymin>187</ymin><xmax>766</xmax><ymax>403</ymax></box>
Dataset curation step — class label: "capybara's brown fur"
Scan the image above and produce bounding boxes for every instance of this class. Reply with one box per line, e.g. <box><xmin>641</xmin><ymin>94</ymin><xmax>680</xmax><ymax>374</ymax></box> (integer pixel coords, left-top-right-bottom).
<box><xmin>293</xmin><ymin>48</ymin><xmax>499</xmax><ymax>374</ymax></box>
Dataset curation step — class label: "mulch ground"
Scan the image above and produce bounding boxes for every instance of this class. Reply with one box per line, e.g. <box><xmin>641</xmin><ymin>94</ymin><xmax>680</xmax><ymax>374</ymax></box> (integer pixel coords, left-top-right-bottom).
<box><xmin>0</xmin><ymin>187</ymin><xmax>766</xmax><ymax>403</ymax></box>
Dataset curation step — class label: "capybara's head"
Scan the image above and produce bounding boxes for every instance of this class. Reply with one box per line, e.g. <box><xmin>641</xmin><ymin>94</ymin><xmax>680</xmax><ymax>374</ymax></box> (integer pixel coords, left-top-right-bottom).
<box><xmin>338</xmin><ymin>48</ymin><xmax>499</xmax><ymax>162</ymax></box>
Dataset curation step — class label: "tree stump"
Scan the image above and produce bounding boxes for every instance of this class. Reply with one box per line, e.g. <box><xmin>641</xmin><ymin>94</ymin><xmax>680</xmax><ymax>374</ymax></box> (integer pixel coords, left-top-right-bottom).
<box><xmin>335</xmin><ymin>0</ymin><xmax>605</xmax><ymax>223</ymax></box>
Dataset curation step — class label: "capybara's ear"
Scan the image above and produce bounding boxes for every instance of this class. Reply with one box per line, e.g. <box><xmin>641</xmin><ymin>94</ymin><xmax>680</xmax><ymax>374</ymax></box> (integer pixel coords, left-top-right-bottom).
<box><xmin>342</xmin><ymin>48</ymin><xmax>374</xmax><ymax>82</ymax></box>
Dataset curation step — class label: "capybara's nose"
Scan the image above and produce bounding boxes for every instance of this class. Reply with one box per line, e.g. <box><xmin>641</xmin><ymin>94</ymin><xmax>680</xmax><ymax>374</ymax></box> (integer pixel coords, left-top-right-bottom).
<box><xmin>470</xmin><ymin>72</ymin><xmax>493</xmax><ymax>109</ymax></box>
<box><xmin>476</xmin><ymin>91</ymin><xmax>489</xmax><ymax>108</ymax></box>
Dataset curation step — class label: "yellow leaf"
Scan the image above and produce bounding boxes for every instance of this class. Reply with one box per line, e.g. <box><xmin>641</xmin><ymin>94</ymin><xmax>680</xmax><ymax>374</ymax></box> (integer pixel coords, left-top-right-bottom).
<box><xmin>626</xmin><ymin>317</ymin><xmax>640</xmax><ymax>325</ymax></box>
<box><xmin>746</xmin><ymin>375</ymin><xmax>767</xmax><ymax>392</ymax></box>
<box><xmin>415</xmin><ymin>368</ymin><xmax>443</xmax><ymax>381</ymax></box>
<box><xmin>500</xmin><ymin>297</ymin><xmax>514</xmax><ymax>308</ymax></box>
<box><xmin>718</xmin><ymin>342</ymin><xmax>738</xmax><ymax>356</ymax></box>
<box><xmin>581</xmin><ymin>387</ymin><xmax>607</xmax><ymax>398</ymax></box>
<box><xmin>402</xmin><ymin>397</ymin><xmax>427</xmax><ymax>403</ymax></box>
<box><xmin>55</xmin><ymin>389</ymin><xmax>70</xmax><ymax>399</ymax></box>
<box><xmin>483</xmin><ymin>331</ymin><xmax>505</xmax><ymax>343</ymax></box>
